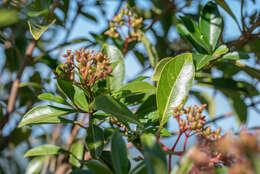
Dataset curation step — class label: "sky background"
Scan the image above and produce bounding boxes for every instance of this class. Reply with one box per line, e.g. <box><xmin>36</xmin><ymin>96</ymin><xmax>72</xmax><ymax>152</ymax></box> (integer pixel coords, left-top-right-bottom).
<box><xmin>1</xmin><ymin>0</ymin><xmax>259</xmax><ymax>171</ymax></box>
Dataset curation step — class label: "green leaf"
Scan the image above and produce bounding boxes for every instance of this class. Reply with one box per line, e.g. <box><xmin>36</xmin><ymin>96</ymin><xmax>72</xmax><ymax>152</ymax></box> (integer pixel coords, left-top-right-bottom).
<box><xmin>24</xmin><ymin>144</ymin><xmax>65</xmax><ymax>157</ymax></box>
<box><xmin>157</xmin><ymin>53</ymin><xmax>195</xmax><ymax>127</ymax></box>
<box><xmin>192</xmin><ymin>54</ymin><xmax>216</xmax><ymax>70</ymax></box>
<box><xmin>199</xmin><ymin>2</ymin><xmax>222</xmax><ymax>51</ymax></box>
<box><xmin>111</xmin><ymin>132</ymin><xmax>130</xmax><ymax>174</ymax></box>
<box><xmin>57</xmin><ymin>78</ymin><xmax>88</xmax><ymax>111</ymax></box>
<box><xmin>70</xmin><ymin>169</ymin><xmax>93</xmax><ymax>174</ymax></box>
<box><xmin>221</xmin><ymin>52</ymin><xmax>249</xmax><ymax>60</ymax></box>
<box><xmin>103</xmin><ymin>44</ymin><xmax>125</xmax><ymax>93</ymax></box>
<box><xmin>136</xmin><ymin>94</ymin><xmax>157</xmax><ymax>117</ymax></box>
<box><xmin>213</xmin><ymin>44</ymin><xmax>229</xmax><ymax>56</ymax></box>
<box><xmin>25</xmin><ymin>157</ymin><xmax>45</xmax><ymax>174</ymax></box>
<box><xmin>151</xmin><ymin>57</ymin><xmax>171</xmax><ymax>81</ymax></box>
<box><xmin>19</xmin><ymin>82</ymin><xmax>43</xmax><ymax>89</ymax></box>
<box><xmin>119</xmin><ymin>81</ymin><xmax>156</xmax><ymax>94</ymax></box>
<box><xmin>100</xmin><ymin>151</ymin><xmax>114</xmax><ymax>172</ymax></box>
<box><xmin>26</xmin><ymin>9</ymin><xmax>49</xmax><ymax>17</ymax></box>
<box><xmin>28</xmin><ymin>19</ymin><xmax>56</xmax><ymax>40</ymax></box>
<box><xmin>177</xmin><ymin>16</ymin><xmax>209</xmax><ymax>54</ymax></box>
<box><xmin>0</xmin><ymin>9</ymin><xmax>19</xmax><ymax>27</ymax></box>
<box><xmin>160</xmin><ymin>128</ymin><xmax>171</xmax><ymax>137</ymax></box>
<box><xmin>69</xmin><ymin>142</ymin><xmax>84</xmax><ymax>167</ymax></box>
<box><xmin>129</xmin><ymin>161</ymin><xmax>148</xmax><ymax>174</ymax></box>
<box><xmin>141</xmin><ymin>134</ymin><xmax>167</xmax><ymax>174</ymax></box>
<box><xmin>86</xmin><ymin>160</ymin><xmax>113</xmax><ymax>174</ymax></box>
<box><xmin>190</xmin><ymin>91</ymin><xmax>215</xmax><ymax>118</ymax></box>
<box><xmin>233</xmin><ymin>61</ymin><xmax>260</xmax><ymax>81</ymax></box>
<box><xmin>18</xmin><ymin>105</ymin><xmax>74</xmax><ymax>127</ymax></box>
<box><xmin>142</xmin><ymin>35</ymin><xmax>159</xmax><ymax>67</ymax></box>
<box><xmin>38</xmin><ymin>93</ymin><xmax>69</xmax><ymax>105</ymax></box>
<box><xmin>86</xmin><ymin>124</ymin><xmax>104</xmax><ymax>159</ymax></box>
<box><xmin>214</xmin><ymin>0</ymin><xmax>240</xmax><ymax>28</ymax></box>
<box><xmin>94</xmin><ymin>96</ymin><xmax>141</xmax><ymax>126</ymax></box>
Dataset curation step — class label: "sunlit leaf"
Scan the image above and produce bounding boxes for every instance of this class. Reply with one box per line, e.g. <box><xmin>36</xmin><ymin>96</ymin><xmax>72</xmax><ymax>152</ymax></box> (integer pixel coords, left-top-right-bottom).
<box><xmin>25</xmin><ymin>157</ymin><xmax>45</xmax><ymax>174</ymax></box>
<box><xmin>192</xmin><ymin>54</ymin><xmax>216</xmax><ymax>70</ymax></box>
<box><xmin>69</xmin><ymin>142</ymin><xmax>84</xmax><ymax>167</ymax></box>
<box><xmin>152</xmin><ymin>57</ymin><xmax>171</xmax><ymax>81</ymax></box>
<box><xmin>142</xmin><ymin>35</ymin><xmax>159</xmax><ymax>67</ymax></box>
<box><xmin>28</xmin><ymin>19</ymin><xmax>56</xmax><ymax>40</ymax></box>
<box><xmin>24</xmin><ymin>144</ymin><xmax>65</xmax><ymax>157</ymax></box>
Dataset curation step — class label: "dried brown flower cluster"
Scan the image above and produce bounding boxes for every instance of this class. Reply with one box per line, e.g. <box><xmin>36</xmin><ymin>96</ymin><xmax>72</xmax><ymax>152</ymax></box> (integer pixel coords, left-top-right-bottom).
<box><xmin>173</xmin><ymin>104</ymin><xmax>221</xmax><ymax>140</ymax></box>
<box><xmin>57</xmin><ymin>48</ymin><xmax>112</xmax><ymax>86</ymax></box>
<box><xmin>186</xmin><ymin>130</ymin><xmax>260</xmax><ymax>174</ymax></box>
<box><xmin>105</xmin><ymin>3</ymin><xmax>143</xmax><ymax>40</ymax></box>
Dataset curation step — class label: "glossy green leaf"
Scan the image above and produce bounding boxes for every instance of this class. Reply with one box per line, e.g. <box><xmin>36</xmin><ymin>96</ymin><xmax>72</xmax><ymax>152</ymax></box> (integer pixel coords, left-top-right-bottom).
<box><xmin>213</xmin><ymin>44</ymin><xmax>229</xmax><ymax>56</ymax></box>
<box><xmin>214</xmin><ymin>0</ymin><xmax>240</xmax><ymax>28</ymax></box>
<box><xmin>177</xmin><ymin>16</ymin><xmax>209</xmax><ymax>54</ymax></box>
<box><xmin>25</xmin><ymin>157</ymin><xmax>45</xmax><ymax>174</ymax></box>
<box><xmin>86</xmin><ymin>124</ymin><xmax>104</xmax><ymax>159</ymax></box>
<box><xmin>157</xmin><ymin>53</ymin><xmax>195</xmax><ymax>127</ymax></box>
<box><xmin>221</xmin><ymin>52</ymin><xmax>249</xmax><ymax>60</ymax></box>
<box><xmin>0</xmin><ymin>9</ymin><xmax>19</xmax><ymax>27</ymax></box>
<box><xmin>94</xmin><ymin>96</ymin><xmax>141</xmax><ymax>126</ymax></box>
<box><xmin>199</xmin><ymin>2</ymin><xmax>222</xmax><ymax>51</ymax></box>
<box><xmin>86</xmin><ymin>160</ymin><xmax>113</xmax><ymax>174</ymax></box>
<box><xmin>24</xmin><ymin>144</ymin><xmax>65</xmax><ymax>157</ymax></box>
<box><xmin>119</xmin><ymin>81</ymin><xmax>155</xmax><ymax>94</ymax></box>
<box><xmin>69</xmin><ymin>142</ymin><xmax>84</xmax><ymax>167</ymax></box>
<box><xmin>18</xmin><ymin>105</ymin><xmax>74</xmax><ymax>127</ymax></box>
<box><xmin>103</xmin><ymin>44</ymin><xmax>125</xmax><ymax>92</ymax></box>
<box><xmin>151</xmin><ymin>57</ymin><xmax>171</xmax><ymax>81</ymax></box>
<box><xmin>142</xmin><ymin>35</ymin><xmax>159</xmax><ymax>67</ymax></box>
<box><xmin>26</xmin><ymin>9</ymin><xmax>49</xmax><ymax>17</ymax></box>
<box><xmin>192</xmin><ymin>54</ymin><xmax>216</xmax><ymax>70</ymax></box>
<box><xmin>38</xmin><ymin>93</ymin><xmax>69</xmax><ymax>105</ymax></box>
<box><xmin>111</xmin><ymin>132</ymin><xmax>130</xmax><ymax>174</ymax></box>
<box><xmin>28</xmin><ymin>19</ymin><xmax>56</xmax><ymax>40</ymax></box>
<box><xmin>190</xmin><ymin>91</ymin><xmax>215</xmax><ymax>118</ymax></box>
<box><xmin>141</xmin><ymin>134</ymin><xmax>167</xmax><ymax>174</ymax></box>
<box><xmin>57</xmin><ymin>78</ymin><xmax>88</xmax><ymax>111</ymax></box>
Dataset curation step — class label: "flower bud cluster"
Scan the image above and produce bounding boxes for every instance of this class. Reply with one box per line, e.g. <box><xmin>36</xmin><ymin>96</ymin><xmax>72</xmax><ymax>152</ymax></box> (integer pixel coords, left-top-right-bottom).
<box><xmin>173</xmin><ymin>104</ymin><xmax>221</xmax><ymax>140</ymax></box>
<box><xmin>58</xmin><ymin>48</ymin><xmax>112</xmax><ymax>86</ymax></box>
<box><xmin>105</xmin><ymin>3</ymin><xmax>143</xmax><ymax>41</ymax></box>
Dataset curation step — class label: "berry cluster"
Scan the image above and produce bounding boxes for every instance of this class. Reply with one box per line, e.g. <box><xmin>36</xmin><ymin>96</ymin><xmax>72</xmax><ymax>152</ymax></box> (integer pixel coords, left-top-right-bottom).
<box><xmin>58</xmin><ymin>48</ymin><xmax>112</xmax><ymax>87</ymax></box>
<box><xmin>105</xmin><ymin>3</ymin><xmax>143</xmax><ymax>41</ymax></box>
<box><xmin>174</xmin><ymin>104</ymin><xmax>221</xmax><ymax>140</ymax></box>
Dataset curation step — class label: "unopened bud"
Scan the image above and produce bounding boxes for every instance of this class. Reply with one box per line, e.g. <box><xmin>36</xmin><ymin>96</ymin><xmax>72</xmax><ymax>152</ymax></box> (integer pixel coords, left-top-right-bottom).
<box><xmin>205</xmin><ymin>127</ymin><xmax>211</xmax><ymax>135</ymax></box>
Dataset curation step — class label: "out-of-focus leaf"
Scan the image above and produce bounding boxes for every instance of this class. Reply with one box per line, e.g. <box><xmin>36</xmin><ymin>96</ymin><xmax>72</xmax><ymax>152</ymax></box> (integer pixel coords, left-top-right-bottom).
<box><xmin>129</xmin><ymin>161</ymin><xmax>148</xmax><ymax>174</ymax></box>
<box><xmin>18</xmin><ymin>105</ymin><xmax>74</xmax><ymax>127</ymax></box>
<box><xmin>24</xmin><ymin>144</ymin><xmax>65</xmax><ymax>157</ymax></box>
<box><xmin>111</xmin><ymin>132</ymin><xmax>130</xmax><ymax>174</ymax></box>
<box><xmin>38</xmin><ymin>93</ymin><xmax>69</xmax><ymax>105</ymax></box>
<box><xmin>26</xmin><ymin>9</ymin><xmax>49</xmax><ymax>17</ymax></box>
<box><xmin>213</xmin><ymin>44</ymin><xmax>229</xmax><ymax>56</ymax></box>
<box><xmin>190</xmin><ymin>91</ymin><xmax>215</xmax><ymax>118</ymax></box>
<box><xmin>160</xmin><ymin>128</ymin><xmax>171</xmax><ymax>137</ymax></box>
<box><xmin>80</xmin><ymin>12</ymin><xmax>97</xmax><ymax>22</ymax></box>
<box><xmin>157</xmin><ymin>53</ymin><xmax>195</xmax><ymax>127</ymax></box>
<box><xmin>233</xmin><ymin>61</ymin><xmax>260</xmax><ymax>80</ymax></box>
<box><xmin>86</xmin><ymin>124</ymin><xmax>104</xmax><ymax>159</ymax></box>
<box><xmin>103</xmin><ymin>44</ymin><xmax>125</xmax><ymax>93</ymax></box>
<box><xmin>57</xmin><ymin>78</ymin><xmax>89</xmax><ymax>111</ymax></box>
<box><xmin>0</xmin><ymin>9</ymin><xmax>19</xmax><ymax>27</ymax></box>
<box><xmin>69</xmin><ymin>142</ymin><xmax>84</xmax><ymax>168</ymax></box>
<box><xmin>141</xmin><ymin>134</ymin><xmax>167</xmax><ymax>174</ymax></box>
<box><xmin>177</xmin><ymin>16</ymin><xmax>209</xmax><ymax>54</ymax></box>
<box><xmin>94</xmin><ymin>96</ymin><xmax>141</xmax><ymax>126</ymax></box>
<box><xmin>86</xmin><ymin>160</ymin><xmax>113</xmax><ymax>174</ymax></box>
<box><xmin>214</xmin><ymin>0</ymin><xmax>240</xmax><ymax>27</ymax></box>
<box><xmin>192</xmin><ymin>54</ymin><xmax>216</xmax><ymax>70</ymax></box>
<box><xmin>28</xmin><ymin>19</ymin><xmax>56</xmax><ymax>40</ymax></box>
<box><xmin>142</xmin><ymin>35</ymin><xmax>159</xmax><ymax>68</ymax></box>
<box><xmin>19</xmin><ymin>82</ymin><xmax>43</xmax><ymax>89</ymax></box>
<box><xmin>220</xmin><ymin>52</ymin><xmax>249</xmax><ymax>60</ymax></box>
<box><xmin>100</xmin><ymin>151</ymin><xmax>114</xmax><ymax>172</ymax></box>
<box><xmin>25</xmin><ymin>157</ymin><xmax>45</xmax><ymax>174</ymax></box>
<box><xmin>199</xmin><ymin>2</ymin><xmax>222</xmax><ymax>51</ymax></box>
<box><xmin>151</xmin><ymin>57</ymin><xmax>171</xmax><ymax>81</ymax></box>
<box><xmin>70</xmin><ymin>169</ymin><xmax>93</xmax><ymax>174</ymax></box>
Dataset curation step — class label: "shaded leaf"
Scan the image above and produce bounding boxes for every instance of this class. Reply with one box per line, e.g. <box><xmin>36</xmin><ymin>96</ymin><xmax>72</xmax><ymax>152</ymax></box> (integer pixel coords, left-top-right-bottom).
<box><xmin>24</xmin><ymin>144</ymin><xmax>65</xmax><ymax>157</ymax></box>
<box><xmin>111</xmin><ymin>132</ymin><xmax>130</xmax><ymax>174</ymax></box>
<box><xmin>141</xmin><ymin>134</ymin><xmax>167</xmax><ymax>174</ymax></box>
<box><xmin>136</xmin><ymin>94</ymin><xmax>157</xmax><ymax>117</ymax></box>
<box><xmin>221</xmin><ymin>52</ymin><xmax>249</xmax><ymax>60</ymax></box>
<box><xmin>70</xmin><ymin>169</ymin><xmax>93</xmax><ymax>174</ymax></box>
<box><xmin>18</xmin><ymin>105</ymin><xmax>74</xmax><ymax>127</ymax></box>
<box><xmin>192</xmin><ymin>54</ymin><xmax>216</xmax><ymax>70</ymax></box>
<box><xmin>86</xmin><ymin>124</ymin><xmax>104</xmax><ymax>159</ymax></box>
<box><xmin>28</xmin><ymin>19</ymin><xmax>56</xmax><ymax>40</ymax></box>
<box><xmin>38</xmin><ymin>93</ymin><xmax>69</xmax><ymax>105</ymax></box>
<box><xmin>0</xmin><ymin>9</ymin><xmax>19</xmax><ymax>27</ymax></box>
<box><xmin>199</xmin><ymin>2</ymin><xmax>222</xmax><ymax>51</ymax></box>
<box><xmin>157</xmin><ymin>53</ymin><xmax>195</xmax><ymax>127</ymax></box>
<box><xmin>26</xmin><ymin>9</ymin><xmax>49</xmax><ymax>17</ymax></box>
<box><xmin>86</xmin><ymin>160</ymin><xmax>113</xmax><ymax>174</ymax></box>
<box><xmin>142</xmin><ymin>35</ymin><xmax>159</xmax><ymax>67</ymax></box>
